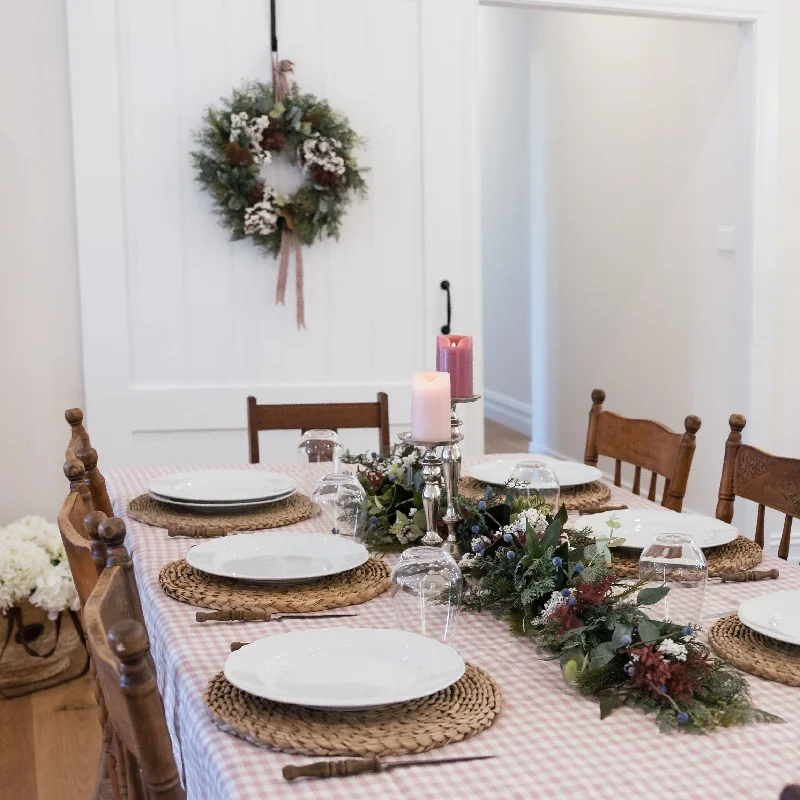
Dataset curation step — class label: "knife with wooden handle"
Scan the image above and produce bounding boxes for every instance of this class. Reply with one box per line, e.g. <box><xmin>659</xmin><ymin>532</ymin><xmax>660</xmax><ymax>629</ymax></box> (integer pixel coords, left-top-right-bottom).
<box><xmin>168</xmin><ymin>526</ymin><xmax>227</xmax><ymax>538</ymax></box>
<box><xmin>196</xmin><ymin>609</ymin><xmax>358</xmax><ymax>622</ymax></box>
<box><xmin>718</xmin><ymin>568</ymin><xmax>779</xmax><ymax>583</ymax></box>
<box><xmin>282</xmin><ymin>754</ymin><xmax>496</xmax><ymax>781</ymax></box>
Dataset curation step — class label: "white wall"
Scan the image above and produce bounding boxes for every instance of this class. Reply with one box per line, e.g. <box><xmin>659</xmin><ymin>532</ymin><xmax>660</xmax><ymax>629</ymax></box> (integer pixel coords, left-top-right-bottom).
<box><xmin>0</xmin><ymin>1</ymin><xmax>83</xmax><ymax>524</ymax></box>
<box><xmin>479</xmin><ymin>7</ymin><xmax>533</xmax><ymax>435</ymax></box>
<box><xmin>480</xmin><ymin>7</ymin><xmax>750</xmax><ymax>516</ymax></box>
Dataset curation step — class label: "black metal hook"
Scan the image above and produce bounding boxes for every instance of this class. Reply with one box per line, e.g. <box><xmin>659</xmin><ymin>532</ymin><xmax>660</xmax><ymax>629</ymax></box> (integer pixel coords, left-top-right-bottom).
<box><xmin>440</xmin><ymin>280</ymin><xmax>451</xmax><ymax>335</ymax></box>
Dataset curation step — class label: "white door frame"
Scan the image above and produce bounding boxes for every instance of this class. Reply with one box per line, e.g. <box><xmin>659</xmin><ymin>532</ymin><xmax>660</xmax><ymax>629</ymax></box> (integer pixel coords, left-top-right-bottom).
<box><xmin>439</xmin><ymin>0</ymin><xmax>779</xmax><ymax>453</ymax></box>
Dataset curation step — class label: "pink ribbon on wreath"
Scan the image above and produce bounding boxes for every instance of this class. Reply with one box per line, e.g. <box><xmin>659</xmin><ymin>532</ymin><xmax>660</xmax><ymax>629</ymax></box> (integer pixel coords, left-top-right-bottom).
<box><xmin>272</xmin><ymin>58</ymin><xmax>293</xmax><ymax>103</ymax></box>
<box><xmin>276</xmin><ymin>230</ymin><xmax>306</xmax><ymax>330</ymax></box>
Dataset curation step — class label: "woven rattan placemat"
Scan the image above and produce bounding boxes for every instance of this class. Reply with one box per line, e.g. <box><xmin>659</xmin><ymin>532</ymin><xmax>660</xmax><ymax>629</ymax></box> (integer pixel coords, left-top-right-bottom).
<box><xmin>709</xmin><ymin>615</ymin><xmax>800</xmax><ymax>686</ymax></box>
<box><xmin>128</xmin><ymin>492</ymin><xmax>313</xmax><ymax>533</ymax></box>
<box><xmin>205</xmin><ymin>662</ymin><xmax>501</xmax><ymax>757</ymax></box>
<box><xmin>460</xmin><ymin>477</ymin><xmax>611</xmax><ymax>511</ymax></box>
<box><xmin>159</xmin><ymin>558</ymin><xmax>391</xmax><ymax>613</ymax></box>
<box><xmin>607</xmin><ymin>536</ymin><xmax>763</xmax><ymax>579</ymax></box>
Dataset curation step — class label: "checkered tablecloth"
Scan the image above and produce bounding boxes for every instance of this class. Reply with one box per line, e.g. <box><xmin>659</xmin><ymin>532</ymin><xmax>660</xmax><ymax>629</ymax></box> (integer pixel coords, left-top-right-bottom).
<box><xmin>107</xmin><ymin>455</ymin><xmax>800</xmax><ymax>800</ymax></box>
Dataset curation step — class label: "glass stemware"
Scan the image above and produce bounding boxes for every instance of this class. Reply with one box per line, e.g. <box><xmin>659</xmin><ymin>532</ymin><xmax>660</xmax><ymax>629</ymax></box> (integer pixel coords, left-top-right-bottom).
<box><xmin>390</xmin><ymin>547</ymin><xmax>463</xmax><ymax>644</ymax></box>
<box><xmin>297</xmin><ymin>429</ymin><xmax>342</xmax><ymax>469</ymax></box>
<box><xmin>506</xmin><ymin>460</ymin><xmax>560</xmax><ymax>514</ymax></box>
<box><xmin>310</xmin><ymin>473</ymin><xmax>367</xmax><ymax>542</ymax></box>
<box><xmin>638</xmin><ymin>533</ymin><xmax>707</xmax><ymax>627</ymax></box>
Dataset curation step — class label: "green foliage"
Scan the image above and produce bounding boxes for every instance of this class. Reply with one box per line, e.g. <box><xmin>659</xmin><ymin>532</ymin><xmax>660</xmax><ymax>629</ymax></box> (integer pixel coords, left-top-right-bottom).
<box><xmin>464</xmin><ymin>511</ymin><xmax>783</xmax><ymax>734</ymax></box>
<box><xmin>191</xmin><ymin>80</ymin><xmax>368</xmax><ymax>258</ymax></box>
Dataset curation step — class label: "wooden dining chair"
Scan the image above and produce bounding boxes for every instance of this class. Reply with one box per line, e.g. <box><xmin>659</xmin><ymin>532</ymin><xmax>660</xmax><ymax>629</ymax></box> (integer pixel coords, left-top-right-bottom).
<box><xmin>58</xmin><ymin>464</ymin><xmax>123</xmax><ymax>800</ymax></box>
<box><xmin>716</xmin><ymin>414</ymin><xmax>800</xmax><ymax>560</ymax></box>
<box><xmin>65</xmin><ymin>407</ymin><xmax>114</xmax><ymax>517</ymax></box>
<box><xmin>246</xmin><ymin>392</ymin><xmax>391</xmax><ymax>463</ymax></box>
<box><xmin>584</xmin><ymin>389</ymin><xmax>701</xmax><ymax>512</ymax></box>
<box><xmin>83</xmin><ymin>517</ymin><xmax>181</xmax><ymax>799</ymax></box>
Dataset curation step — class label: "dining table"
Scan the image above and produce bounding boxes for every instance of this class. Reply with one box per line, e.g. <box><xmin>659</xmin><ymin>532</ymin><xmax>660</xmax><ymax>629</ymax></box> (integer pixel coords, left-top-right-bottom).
<box><xmin>107</xmin><ymin>453</ymin><xmax>800</xmax><ymax>800</ymax></box>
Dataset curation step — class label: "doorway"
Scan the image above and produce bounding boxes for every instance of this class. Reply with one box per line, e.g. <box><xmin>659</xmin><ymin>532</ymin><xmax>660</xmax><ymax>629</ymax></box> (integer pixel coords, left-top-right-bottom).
<box><xmin>479</xmin><ymin>5</ymin><xmax>754</xmax><ymax>516</ymax></box>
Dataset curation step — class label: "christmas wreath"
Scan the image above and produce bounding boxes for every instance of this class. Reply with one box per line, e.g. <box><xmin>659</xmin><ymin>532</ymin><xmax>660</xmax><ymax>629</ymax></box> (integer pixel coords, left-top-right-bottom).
<box><xmin>191</xmin><ymin>62</ymin><xmax>367</xmax><ymax>328</ymax></box>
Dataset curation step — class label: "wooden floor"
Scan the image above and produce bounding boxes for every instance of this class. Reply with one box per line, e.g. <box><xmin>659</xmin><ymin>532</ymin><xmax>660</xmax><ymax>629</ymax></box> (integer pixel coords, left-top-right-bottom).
<box><xmin>0</xmin><ymin>672</ymin><xmax>101</xmax><ymax>800</ymax></box>
<box><xmin>0</xmin><ymin>419</ymin><xmax>526</xmax><ymax>800</ymax></box>
<box><xmin>485</xmin><ymin>418</ymin><xmax>529</xmax><ymax>454</ymax></box>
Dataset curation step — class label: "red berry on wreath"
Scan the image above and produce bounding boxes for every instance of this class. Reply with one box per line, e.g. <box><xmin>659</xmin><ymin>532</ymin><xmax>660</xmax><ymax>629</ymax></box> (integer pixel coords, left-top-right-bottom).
<box><xmin>310</xmin><ymin>164</ymin><xmax>340</xmax><ymax>189</ymax></box>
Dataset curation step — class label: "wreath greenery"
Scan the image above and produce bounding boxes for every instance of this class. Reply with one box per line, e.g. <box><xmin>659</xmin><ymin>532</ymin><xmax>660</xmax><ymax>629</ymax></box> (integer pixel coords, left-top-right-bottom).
<box><xmin>191</xmin><ymin>80</ymin><xmax>367</xmax><ymax>258</ymax></box>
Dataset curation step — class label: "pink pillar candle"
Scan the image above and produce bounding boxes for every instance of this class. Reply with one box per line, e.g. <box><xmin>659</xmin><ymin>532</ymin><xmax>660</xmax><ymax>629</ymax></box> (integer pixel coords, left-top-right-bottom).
<box><xmin>436</xmin><ymin>335</ymin><xmax>473</xmax><ymax>399</ymax></box>
<box><xmin>411</xmin><ymin>372</ymin><xmax>452</xmax><ymax>442</ymax></box>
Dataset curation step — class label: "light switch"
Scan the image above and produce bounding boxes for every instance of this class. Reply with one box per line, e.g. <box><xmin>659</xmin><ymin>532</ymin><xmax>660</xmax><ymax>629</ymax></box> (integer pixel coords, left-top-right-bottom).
<box><xmin>717</xmin><ymin>226</ymin><xmax>735</xmax><ymax>253</ymax></box>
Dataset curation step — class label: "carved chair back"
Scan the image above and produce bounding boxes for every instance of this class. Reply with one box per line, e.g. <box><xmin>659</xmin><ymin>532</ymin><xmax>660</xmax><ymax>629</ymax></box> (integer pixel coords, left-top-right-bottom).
<box><xmin>83</xmin><ymin>518</ymin><xmax>182</xmax><ymax>799</ymax></box>
<box><xmin>57</xmin><ymin>461</ymin><xmax>109</xmax><ymax>607</ymax></box>
<box><xmin>246</xmin><ymin>392</ymin><xmax>390</xmax><ymax>463</ymax></box>
<box><xmin>716</xmin><ymin>414</ymin><xmax>800</xmax><ymax>559</ymax></box>
<box><xmin>584</xmin><ymin>389</ymin><xmax>701</xmax><ymax>512</ymax></box>
<box><xmin>64</xmin><ymin>408</ymin><xmax>114</xmax><ymax>517</ymax></box>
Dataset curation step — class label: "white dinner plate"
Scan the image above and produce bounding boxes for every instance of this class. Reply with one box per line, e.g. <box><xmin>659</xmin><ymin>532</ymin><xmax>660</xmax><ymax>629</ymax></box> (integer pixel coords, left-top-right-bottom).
<box><xmin>186</xmin><ymin>531</ymin><xmax>368</xmax><ymax>584</ymax></box>
<box><xmin>467</xmin><ymin>458</ymin><xmax>603</xmax><ymax>489</ymax></box>
<box><xmin>224</xmin><ymin>628</ymin><xmax>465</xmax><ymax>709</ymax></box>
<box><xmin>738</xmin><ymin>591</ymin><xmax>800</xmax><ymax>646</ymax></box>
<box><xmin>579</xmin><ymin>509</ymin><xmax>739</xmax><ymax>550</ymax></box>
<box><xmin>149</xmin><ymin>470</ymin><xmax>296</xmax><ymax>503</ymax></box>
<box><xmin>148</xmin><ymin>488</ymin><xmax>294</xmax><ymax>514</ymax></box>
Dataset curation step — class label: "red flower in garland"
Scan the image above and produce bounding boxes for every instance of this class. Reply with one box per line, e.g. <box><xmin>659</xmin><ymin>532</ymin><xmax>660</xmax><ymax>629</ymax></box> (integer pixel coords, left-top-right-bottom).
<box><xmin>574</xmin><ymin>574</ymin><xmax>615</xmax><ymax>611</ymax></box>
<box><xmin>629</xmin><ymin>645</ymin><xmax>673</xmax><ymax>701</ymax></box>
<box><xmin>549</xmin><ymin>603</ymin><xmax>583</xmax><ymax>635</ymax></box>
<box><xmin>666</xmin><ymin>651</ymin><xmax>711</xmax><ymax>703</ymax></box>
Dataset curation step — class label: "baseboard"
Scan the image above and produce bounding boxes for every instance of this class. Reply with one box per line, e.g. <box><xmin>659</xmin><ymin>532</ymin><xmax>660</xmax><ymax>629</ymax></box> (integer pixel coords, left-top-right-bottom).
<box><xmin>484</xmin><ymin>390</ymin><xmax>531</xmax><ymax>436</ymax></box>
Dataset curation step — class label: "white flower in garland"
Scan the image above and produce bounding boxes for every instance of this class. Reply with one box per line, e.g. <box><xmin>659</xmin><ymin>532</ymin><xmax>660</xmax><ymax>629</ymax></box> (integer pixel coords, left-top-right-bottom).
<box><xmin>299</xmin><ymin>133</ymin><xmax>346</xmax><ymax>175</ymax></box>
<box><xmin>229</xmin><ymin>111</ymin><xmax>272</xmax><ymax>165</ymax></box>
<box><xmin>0</xmin><ymin>516</ymin><xmax>79</xmax><ymax>620</ymax></box>
<box><xmin>500</xmin><ymin>507</ymin><xmax>549</xmax><ymax>540</ymax></box>
<box><xmin>458</xmin><ymin>552</ymin><xmax>481</xmax><ymax>569</ymax></box>
<box><xmin>538</xmin><ymin>589</ymin><xmax>569</xmax><ymax>620</ymax></box>
<box><xmin>244</xmin><ymin>186</ymin><xmax>279</xmax><ymax>236</ymax></box>
<box><xmin>658</xmin><ymin>638</ymin><xmax>688</xmax><ymax>662</ymax></box>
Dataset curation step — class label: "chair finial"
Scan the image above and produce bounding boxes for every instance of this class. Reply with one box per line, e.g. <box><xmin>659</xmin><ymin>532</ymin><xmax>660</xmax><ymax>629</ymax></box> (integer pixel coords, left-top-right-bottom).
<box><xmin>591</xmin><ymin>388</ymin><xmax>606</xmax><ymax>405</ymax></box>
<box><xmin>729</xmin><ymin>414</ymin><xmax>746</xmax><ymax>433</ymax></box>
<box><xmin>684</xmin><ymin>415</ymin><xmax>702</xmax><ymax>435</ymax></box>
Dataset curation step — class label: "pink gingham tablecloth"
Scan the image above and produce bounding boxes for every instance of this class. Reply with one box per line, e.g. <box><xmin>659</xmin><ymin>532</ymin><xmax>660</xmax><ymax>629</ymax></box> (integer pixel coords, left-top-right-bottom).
<box><xmin>107</xmin><ymin>455</ymin><xmax>800</xmax><ymax>800</ymax></box>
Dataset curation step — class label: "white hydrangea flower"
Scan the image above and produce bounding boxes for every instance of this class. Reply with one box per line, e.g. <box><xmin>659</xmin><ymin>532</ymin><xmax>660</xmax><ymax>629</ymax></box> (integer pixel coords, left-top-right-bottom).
<box><xmin>657</xmin><ymin>638</ymin><xmax>688</xmax><ymax>662</ymax></box>
<box><xmin>0</xmin><ymin>517</ymin><xmax>78</xmax><ymax>619</ymax></box>
<box><xmin>243</xmin><ymin>186</ymin><xmax>279</xmax><ymax>236</ymax></box>
<box><xmin>229</xmin><ymin>111</ymin><xmax>272</xmax><ymax>165</ymax></box>
<box><xmin>299</xmin><ymin>134</ymin><xmax>346</xmax><ymax>176</ymax></box>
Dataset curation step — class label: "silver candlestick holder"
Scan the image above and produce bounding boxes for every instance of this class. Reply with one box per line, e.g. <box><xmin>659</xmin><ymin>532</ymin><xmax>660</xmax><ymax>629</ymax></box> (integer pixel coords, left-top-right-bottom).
<box><xmin>398</xmin><ymin>431</ymin><xmax>462</xmax><ymax>546</ymax></box>
<box><xmin>441</xmin><ymin>395</ymin><xmax>482</xmax><ymax>557</ymax></box>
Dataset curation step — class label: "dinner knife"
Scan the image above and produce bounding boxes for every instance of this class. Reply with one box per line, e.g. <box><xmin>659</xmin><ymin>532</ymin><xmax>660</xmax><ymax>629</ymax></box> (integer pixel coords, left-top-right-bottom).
<box><xmin>196</xmin><ymin>609</ymin><xmax>357</xmax><ymax>622</ymax></box>
<box><xmin>283</xmin><ymin>754</ymin><xmax>496</xmax><ymax>781</ymax></box>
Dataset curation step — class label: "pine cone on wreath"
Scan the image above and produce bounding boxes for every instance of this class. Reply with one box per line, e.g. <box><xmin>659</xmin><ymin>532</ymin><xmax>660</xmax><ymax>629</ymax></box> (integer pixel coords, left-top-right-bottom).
<box><xmin>261</xmin><ymin>130</ymin><xmax>286</xmax><ymax>152</ymax></box>
<box><xmin>247</xmin><ymin>183</ymin><xmax>265</xmax><ymax>205</ymax></box>
<box><xmin>225</xmin><ymin>142</ymin><xmax>254</xmax><ymax>166</ymax></box>
<box><xmin>310</xmin><ymin>165</ymin><xmax>340</xmax><ymax>189</ymax></box>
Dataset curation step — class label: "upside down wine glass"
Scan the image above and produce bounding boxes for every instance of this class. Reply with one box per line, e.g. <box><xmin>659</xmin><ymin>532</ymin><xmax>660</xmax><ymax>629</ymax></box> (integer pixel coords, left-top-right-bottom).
<box><xmin>506</xmin><ymin>460</ymin><xmax>560</xmax><ymax>514</ymax></box>
<box><xmin>310</xmin><ymin>474</ymin><xmax>367</xmax><ymax>543</ymax></box>
<box><xmin>638</xmin><ymin>533</ymin><xmax>707</xmax><ymax>627</ymax></box>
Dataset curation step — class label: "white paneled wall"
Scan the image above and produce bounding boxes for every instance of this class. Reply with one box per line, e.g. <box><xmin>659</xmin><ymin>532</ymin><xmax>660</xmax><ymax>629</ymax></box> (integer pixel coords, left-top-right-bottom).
<box><xmin>67</xmin><ymin>0</ymin><xmax>483</xmax><ymax>468</ymax></box>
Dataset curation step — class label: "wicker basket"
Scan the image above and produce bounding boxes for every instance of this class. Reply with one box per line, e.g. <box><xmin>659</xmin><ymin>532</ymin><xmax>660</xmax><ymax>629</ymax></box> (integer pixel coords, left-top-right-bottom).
<box><xmin>0</xmin><ymin>601</ymin><xmax>83</xmax><ymax>695</ymax></box>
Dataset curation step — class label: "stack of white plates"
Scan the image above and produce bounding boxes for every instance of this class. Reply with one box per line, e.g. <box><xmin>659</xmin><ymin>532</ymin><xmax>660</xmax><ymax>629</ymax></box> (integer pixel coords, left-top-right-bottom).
<box><xmin>579</xmin><ymin>509</ymin><xmax>739</xmax><ymax>550</ymax></box>
<box><xmin>467</xmin><ymin>458</ymin><xmax>602</xmax><ymax>489</ymax></box>
<box><xmin>738</xmin><ymin>591</ymin><xmax>800</xmax><ymax>645</ymax></box>
<box><xmin>187</xmin><ymin>531</ymin><xmax>368</xmax><ymax>585</ymax></box>
<box><xmin>148</xmin><ymin>469</ymin><xmax>296</xmax><ymax>514</ymax></box>
<box><xmin>224</xmin><ymin>628</ymin><xmax>465</xmax><ymax>709</ymax></box>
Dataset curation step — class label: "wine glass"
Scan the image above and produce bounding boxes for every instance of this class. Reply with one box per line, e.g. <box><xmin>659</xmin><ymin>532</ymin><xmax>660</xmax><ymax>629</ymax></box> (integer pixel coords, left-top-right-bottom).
<box><xmin>297</xmin><ymin>429</ymin><xmax>341</xmax><ymax>468</ymax></box>
<box><xmin>638</xmin><ymin>533</ymin><xmax>707</xmax><ymax>627</ymax></box>
<box><xmin>390</xmin><ymin>547</ymin><xmax>463</xmax><ymax>644</ymax></box>
<box><xmin>311</xmin><ymin>473</ymin><xmax>367</xmax><ymax>542</ymax></box>
<box><xmin>506</xmin><ymin>460</ymin><xmax>560</xmax><ymax>514</ymax></box>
